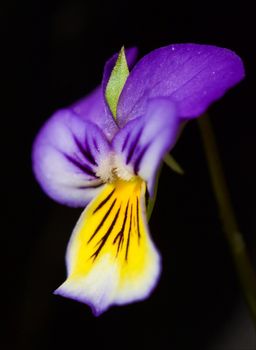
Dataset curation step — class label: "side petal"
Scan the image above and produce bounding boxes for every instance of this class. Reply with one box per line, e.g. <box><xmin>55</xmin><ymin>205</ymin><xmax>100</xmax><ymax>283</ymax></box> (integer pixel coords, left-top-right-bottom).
<box><xmin>32</xmin><ymin>109</ymin><xmax>111</xmax><ymax>207</ymax></box>
<box><xmin>117</xmin><ymin>44</ymin><xmax>245</xmax><ymax>126</ymax></box>
<box><xmin>113</xmin><ymin>98</ymin><xmax>178</xmax><ymax>195</ymax></box>
<box><xmin>54</xmin><ymin>178</ymin><xmax>161</xmax><ymax>316</ymax></box>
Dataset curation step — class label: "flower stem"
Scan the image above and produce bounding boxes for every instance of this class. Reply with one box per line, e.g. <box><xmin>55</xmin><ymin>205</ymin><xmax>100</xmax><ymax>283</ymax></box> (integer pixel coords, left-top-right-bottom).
<box><xmin>198</xmin><ymin>114</ymin><xmax>256</xmax><ymax>327</ymax></box>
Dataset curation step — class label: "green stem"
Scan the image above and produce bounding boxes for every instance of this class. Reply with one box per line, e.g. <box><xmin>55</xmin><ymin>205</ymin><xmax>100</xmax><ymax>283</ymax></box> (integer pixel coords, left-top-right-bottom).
<box><xmin>198</xmin><ymin>114</ymin><xmax>256</xmax><ymax>327</ymax></box>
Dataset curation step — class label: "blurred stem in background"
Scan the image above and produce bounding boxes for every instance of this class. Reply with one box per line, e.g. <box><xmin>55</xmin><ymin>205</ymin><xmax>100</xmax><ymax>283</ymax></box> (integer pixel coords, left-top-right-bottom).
<box><xmin>198</xmin><ymin>114</ymin><xmax>256</xmax><ymax>329</ymax></box>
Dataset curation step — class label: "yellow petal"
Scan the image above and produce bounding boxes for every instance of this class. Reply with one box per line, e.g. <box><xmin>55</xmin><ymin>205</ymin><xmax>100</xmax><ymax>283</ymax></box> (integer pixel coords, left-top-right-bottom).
<box><xmin>55</xmin><ymin>178</ymin><xmax>161</xmax><ymax>315</ymax></box>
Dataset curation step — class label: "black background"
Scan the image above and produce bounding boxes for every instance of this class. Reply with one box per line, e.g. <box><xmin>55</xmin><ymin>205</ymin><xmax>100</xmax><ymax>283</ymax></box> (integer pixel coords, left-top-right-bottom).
<box><xmin>2</xmin><ymin>1</ymin><xmax>256</xmax><ymax>349</ymax></box>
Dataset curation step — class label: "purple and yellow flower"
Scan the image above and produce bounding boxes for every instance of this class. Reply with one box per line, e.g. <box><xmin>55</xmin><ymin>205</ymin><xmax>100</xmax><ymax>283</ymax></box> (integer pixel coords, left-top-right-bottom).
<box><xmin>33</xmin><ymin>44</ymin><xmax>244</xmax><ymax>315</ymax></box>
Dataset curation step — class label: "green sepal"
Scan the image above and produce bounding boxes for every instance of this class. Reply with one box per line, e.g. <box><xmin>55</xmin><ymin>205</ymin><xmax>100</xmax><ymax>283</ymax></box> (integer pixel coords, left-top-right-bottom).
<box><xmin>147</xmin><ymin>166</ymin><xmax>162</xmax><ymax>221</ymax></box>
<box><xmin>146</xmin><ymin>155</ymin><xmax>183</xmax><ymax>220</ymax></box>
<box><xmin>147</xmin><ymin>154</ymin><xmax>184</xmax><ymax>221</ymax></box>
<box><xmin>105</xmin><ymin>47</ymin><xmax>129</xmax><ymax>119</ymax></box>
<box><xmin>164</xmin><ymin>153</ymin><xmax>184</xmax><ymax>175</ymax></box>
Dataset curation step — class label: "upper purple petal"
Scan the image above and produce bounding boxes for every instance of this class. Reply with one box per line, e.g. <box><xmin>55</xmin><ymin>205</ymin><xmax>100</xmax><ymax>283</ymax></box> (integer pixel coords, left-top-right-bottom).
<box><xmin>112</xmin><ymin>97</ymin><xmax>178</xmax><ymax>195</ymax></box>
<box><xmin>72</xmin><ymin>87</ymin><xmax>118</xmax><ymax>140</ymax></box>
<box><xmin>32</xmin><ymin>109</ymin><xmax>111</xmax><ymax>207</ymax></box>
<box><xmin>116</xmin><ymin>44</ymin><xmax>245</xmax><ymax>126</ymax></box>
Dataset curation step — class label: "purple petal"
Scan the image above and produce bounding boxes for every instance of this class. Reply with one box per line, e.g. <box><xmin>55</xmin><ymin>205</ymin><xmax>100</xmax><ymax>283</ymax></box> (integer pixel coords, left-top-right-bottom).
<box><xmin>113</xmin><ymin>98</ymin><xmax>178</xmax><ymax>195</ymax></box>
<box><xmin>32</xmin><ymin>109</ymin><xmax>111</xmax><ymax>207</ymax></box>
<box><xmin>117</xmin><ymin>44</ymin><xmax>245</xmax><ymax>126</ymax></box>
<box><xmin>72</xmin><ymin>87</ymin><xmax>118</xmax><ymax>140</ymax></box>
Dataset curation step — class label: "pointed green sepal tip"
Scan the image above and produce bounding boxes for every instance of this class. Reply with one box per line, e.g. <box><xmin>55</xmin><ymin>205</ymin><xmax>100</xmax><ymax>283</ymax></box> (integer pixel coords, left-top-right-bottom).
<box><xmin>105</xmin><ymin>46</ymin><xmax>129</xmax><ymax>119</ymax></box>
<box><xmin>164</xmin><ymin>154</ymin><xmax>184</xmax><ymax>175</ymax></box>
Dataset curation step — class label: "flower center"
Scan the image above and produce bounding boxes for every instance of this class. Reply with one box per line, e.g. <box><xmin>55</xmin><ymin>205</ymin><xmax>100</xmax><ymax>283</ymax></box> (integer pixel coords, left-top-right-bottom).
<box><xmin>96</xmin><ymin>152</ymin><xmax>135</xmax><ymax>183</ymax></box>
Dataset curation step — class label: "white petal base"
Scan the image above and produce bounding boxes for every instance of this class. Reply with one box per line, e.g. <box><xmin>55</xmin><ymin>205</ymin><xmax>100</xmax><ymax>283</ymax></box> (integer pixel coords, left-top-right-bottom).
<box><xmin>55</xmin><ymin>250</ymin><xmax>160</xmax><ymax>315</ymax></box>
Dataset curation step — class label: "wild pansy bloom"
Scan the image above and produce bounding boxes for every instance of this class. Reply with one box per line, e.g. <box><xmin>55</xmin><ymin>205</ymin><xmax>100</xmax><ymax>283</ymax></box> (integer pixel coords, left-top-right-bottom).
<box><xmin>33</xmin><ymin>44</ymin><xmax>244</xmax><ymax>315</ymax></box>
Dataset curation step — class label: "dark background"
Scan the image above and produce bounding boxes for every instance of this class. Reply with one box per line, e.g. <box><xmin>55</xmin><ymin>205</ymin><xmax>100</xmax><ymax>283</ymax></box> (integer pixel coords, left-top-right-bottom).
<box><xmin>2</xmin><ymin>0</ymin><xmax>256</xmax><ymax>349</ymax></box>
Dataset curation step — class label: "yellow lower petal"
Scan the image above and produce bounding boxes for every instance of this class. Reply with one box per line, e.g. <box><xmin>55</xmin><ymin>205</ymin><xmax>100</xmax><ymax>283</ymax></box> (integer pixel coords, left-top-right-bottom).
<box><xmin>55</xmin><ymin>178</ymin><xmax>161</xmax><ymax>315</ymax></box>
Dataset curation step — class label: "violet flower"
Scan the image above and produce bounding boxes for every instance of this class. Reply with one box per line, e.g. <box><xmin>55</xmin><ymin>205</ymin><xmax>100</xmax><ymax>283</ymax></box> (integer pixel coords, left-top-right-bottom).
<box><xmin>33</xmin><ymin>44</ymin><xmax>244</xmax><ymax>316</ymax></box>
